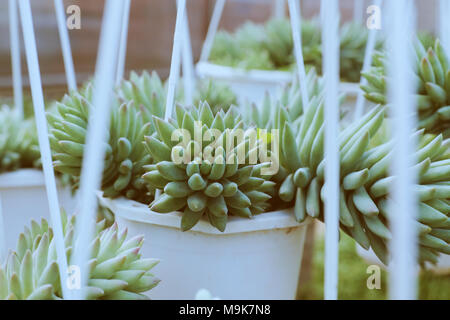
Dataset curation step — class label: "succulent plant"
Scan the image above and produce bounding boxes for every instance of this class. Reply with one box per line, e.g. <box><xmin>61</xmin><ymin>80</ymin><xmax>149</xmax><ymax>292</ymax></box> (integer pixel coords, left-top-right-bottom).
<box><xmin>338</xmin><ymin>22</ymin><xmax>383</xmax><ymax>83</ymax></box>
<box><xmin>276</xmin><ymin>95</ymin><xmax>450</xmax><ymax>265</ymax></box>
<box><xmin>48</xmin><ymin>72</ymin><xmax>167</xmax><ymax>202</ymax></box>
<box><xmin>0</xmin><ymin>105</ymin><xmax>40</xmax><ymax>173</ymax></box>
<box><xmin>117</xmin><ymin>71</ymin><xmax>166</xmax><ymax>121</ymax></box>
<box><xmin>361</xmin><ymin>39</ymin><xmax>450</xmax><ymax>138</ymax></box>
<box><xmin>0</xmin><ymin>211</ymin><xmax>160</xmax><ymax>300</ymax></box>
<box><xmin>194</xmin><ymin>79</ymin><xmax>237</xmax><ymax>115</ymax></box>
<box><xmin>263</xmin><ymin>18</ymin><xmax>295</xmax><ymax>68</ymax></box>
<box><xmin>209</xmin><ymin>19</ymin><xmax>380</xmax><ymax>82</ymax></box>
<box><xmin>142</xmin><ymin>102</ymin><xmax>276</xmax><ymax>232</ymax></box>
<box><xmin>245</xmin><ymin>67</ymin><xmax>323</xmax><ymax>131</ymax></box>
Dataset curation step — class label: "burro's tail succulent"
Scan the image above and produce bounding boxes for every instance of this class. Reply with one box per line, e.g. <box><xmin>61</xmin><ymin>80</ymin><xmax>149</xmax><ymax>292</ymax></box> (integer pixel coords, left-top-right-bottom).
<box><xmin>0</xmin><ymin>212</ymin><xmax>160</xmax><ymax>300</ymax></box>
<box><xmin>47</xmin><ymin>78</ymin><xmax>163</xmax><ymax>203</ymax></box>
<box><xmin>277</xmin><ymin>97</ymin><xmax>450</xmax><ymax>265</ymax></box>
<box><xmin>143</xmin><ymin>102</ymin><xmax>277</xmax><ymax>232</ymax></box>
<box><xmin>361</xmin><ymin>39</ymin><xmax>450</xmax><ymax>138</ymax></box>
<box><xmin>0</xmin><ymin>105</ymin><xmax>40</xmax><ymax>173</ymax></box>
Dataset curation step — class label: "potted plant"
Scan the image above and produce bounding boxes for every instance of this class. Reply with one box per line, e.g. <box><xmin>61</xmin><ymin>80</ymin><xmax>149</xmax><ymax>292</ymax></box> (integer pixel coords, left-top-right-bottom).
<box><xmin>356</xmin><ymin>39</ymin><xmax>450</xmax><ymax>269</ymax></box>
<box><xmin>197</xmin><ymin>18</ymin><xmax>379</xmax><ymax>105</ymax></box>
<box><xmin>47</xmin><ymin>71</ymin><xmax>312</xmax><ymax>299</ymax></box>
<box><xmin>0</xmin><ymin>210</ymin><xmax>160</xmax><ymax>300</ymax></box>
<box><xmin>0</xmin><ymin>105</ymin><xmax>76</xmax><ymax>251</ymax></box>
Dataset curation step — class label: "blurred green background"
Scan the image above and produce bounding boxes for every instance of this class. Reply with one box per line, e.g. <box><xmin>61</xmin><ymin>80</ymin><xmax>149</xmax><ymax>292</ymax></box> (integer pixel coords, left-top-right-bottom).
<box><xmin>298</xmin><ymin>231</ymin><xmax>450</xmax><ymax>300</ymax></box>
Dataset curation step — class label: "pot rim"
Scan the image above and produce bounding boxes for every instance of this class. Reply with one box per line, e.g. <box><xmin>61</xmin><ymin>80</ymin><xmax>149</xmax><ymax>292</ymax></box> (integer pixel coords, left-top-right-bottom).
<box><xmin>0</xmin><ymin>169</ymin><xmax>45</xmax><ymax>188</ymax></box>
<box><xmin>196</xmin><ymin>61</ymin><xmax>361</xmax><ymax>94</ymax></box>
<box><xmin>99</xmin><ymin>194</ymin><xmax>311</xmax><ymax>235</ymax></box>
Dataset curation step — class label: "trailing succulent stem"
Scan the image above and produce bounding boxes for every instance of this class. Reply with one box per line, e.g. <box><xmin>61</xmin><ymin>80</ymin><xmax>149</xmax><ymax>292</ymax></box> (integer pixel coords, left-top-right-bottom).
<box><xmin>276</xmin><ymin>96</ymin><xmax>450</xmax><ymax>265</ymax></box>
<box><xmin>362</xmin><ymin>39</ymin><xmax>450</xmax><ymax>138</ymax></box>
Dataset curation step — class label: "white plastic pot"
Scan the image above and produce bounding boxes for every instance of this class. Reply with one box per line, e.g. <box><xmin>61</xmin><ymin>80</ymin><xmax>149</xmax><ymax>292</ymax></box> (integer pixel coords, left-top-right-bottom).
<box><xmin>0</xmin><ymin>169</ymin><xmax>77</xmax><ymax>251</ymax></box>
<box><xmin>196</xmin><ymin>61</ymin><xmax>361</xmax><ymax>106</ymax></box>
<box><xmin>356</xmin><ymin>244</ymin><xmax>450</xmax><ymax>274</ymax></box>
<box><xmin>100</xmin><ymin>196</ymin><xmax>311</xmax><ymax>300</ymax></box>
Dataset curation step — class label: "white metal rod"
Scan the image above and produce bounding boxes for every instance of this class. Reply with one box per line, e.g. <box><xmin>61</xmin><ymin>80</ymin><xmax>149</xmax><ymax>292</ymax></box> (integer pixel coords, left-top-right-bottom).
<box><xmin>54</xmin><ymin>0</ymin><xmax>77</xmax><ymax>91</ymax></box>
<box><xmin>71</xmin><ymin>0</ymin><xmax>123</xmax><ymax>300</ymax></box>
<box><xmin>354</xmin><ymin>0</ymin><xmax>383</xmax><ymax>120</ymax></box>
<box><xmin>288</xmin><ymin>0</ymin><xmax>309</xmax><ymax>109</ymax></box>
<box><xmin>273</xmin><ymin>0</ymin><xmax>285</xmax><ymax>18</ymax></box>
<box><xmin>181</xmin><ymin>1</ymin><xmax>195</xmax><ymax>105</ymax></box>
<box><xmin>439</xmin><ymin>0</ymin><xmax>450</xmax><ymax>55</ymax></box>
<box><xmin>387</xmin><ymin>0</ymin><xmax>418</xmax><ymax>300</ymax></box>
<box><xmin>164</xmin><ymin>0</ymin><xmax>186</xmax><ymax>120</ymax></box>
<box><xmin>199</xmin><ymin>0</ymin><xmax>226</xmax><ymax>62</ymax></box>
<box><xmin>8</xmin><ymin>0</ymin><xmax>23</xmax><ymax>118</ymax></box>
<box><xmin>321</xmin><ymin>0</ymin><xmax>340</xmax><ymax>301</ymax></box>
<box><xmin>17</xmin><ymin>0</ymin><xmax>69</xmax><ymax>298</ymax></box>
<box><xmin>116</xmin><ymin>0</ymin><xmax>131</xmax><ymax>86</ymax></box>
<box><xmin>353</xmin><ymin>0</ymin><xmax>364</xmax><ymax>23</ymax></box>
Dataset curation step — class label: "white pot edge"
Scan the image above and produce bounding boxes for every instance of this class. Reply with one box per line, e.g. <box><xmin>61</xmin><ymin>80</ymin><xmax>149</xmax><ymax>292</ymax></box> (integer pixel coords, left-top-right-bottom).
<box><xmin>196</xmin><ymin>61</ymin><xmax>361</xmax><ymax>95</ymax></box>
<box><xmin>0</xmin><ymin>169</ymin><xmax>46</xmax><ymax>188</ymax></box>
<box><xmin>99</xmin><ymin>194</ymin><xmax>311</xmax><ymax>236</ymax></box>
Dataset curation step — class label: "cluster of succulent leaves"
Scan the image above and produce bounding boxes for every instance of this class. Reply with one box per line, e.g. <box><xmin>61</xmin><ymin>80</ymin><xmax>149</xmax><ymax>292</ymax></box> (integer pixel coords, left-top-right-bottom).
<box><xmin>0</xmin><ymin>105</ymin><xmax>40</xmax><ymax>173</ymax></box>
<box><xmin>271</xmin><ymin>93</ymin><xmax>450</xmax><ymax>265</ymax></box>
<box><xmin>143</xmin><ymin>103</ymin><xmax>276</xmax><ymax>231</ymax></box>
<box><xmin>0</xmin><ymin>211</ymin><xmax>159</xmax><ymax>300</ymax></box>
<box><xmin>209</xmin><ymin>19</ymin><xmax>382</xmax><ymax>82</ymax></box>
<box><xmin>193</xmin><ymin>79</ymin><xmax>237</xmax><ymax>115</ymax></box>
<box><xmin>361</xmin><ymin>39</ymin><xmax>450</xmax><ymax>138</ymax></box>
<box><xmin>244</xmin><ymin>68</ymin><xmax>323</xmax><ymax>131</ymax></box>
<box><xmin>48</xmin><ymin>71</ymin><xmax>166</xmax><ymax>203</ymax></box>
<box><xmin>48</xmin><ymin>71</ymin><xmax>238</xmax><ymax>202</ymax></box>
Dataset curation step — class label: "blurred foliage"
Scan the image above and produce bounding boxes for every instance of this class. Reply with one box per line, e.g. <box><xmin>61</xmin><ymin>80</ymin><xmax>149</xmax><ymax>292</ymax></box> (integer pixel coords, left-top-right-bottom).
<box><xmin>298</xmin><ymin>230</ymin><xmax>450</xmax><ymax>300</ymax></box>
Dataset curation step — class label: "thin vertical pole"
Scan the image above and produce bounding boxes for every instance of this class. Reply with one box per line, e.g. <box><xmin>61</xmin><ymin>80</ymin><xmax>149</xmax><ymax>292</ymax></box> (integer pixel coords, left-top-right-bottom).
<box><xmin>116</xmin><ymin>0</ymin><xmax>131</xmax><ymax>86</ymax></box>
<box><xmin>18</xmin><ymin>0</ymin><xmax>69</xmax><ymax>298</ymax></box>
<box><xmin>387</xmin><ymin>0</ymin><xmax>418</xmax><ymax>300</ymax></box>
<box><xmin>288</xmin><ymin>0</ymin><xmax>309</xmax><ymax>109</ymax></box>
<box><xmin>155</xmin><ymin>0</ymin><xmax>186</xmax><ymax>201</ymax></box>
<box><xmin>439</xmin><ymin>0</ymin><xmax>450</xmax><ymax>55</ymax></box>
<box><xmin>54</xmin><ymin>0</ymin><xmax>77</xmax><ymax>91</ymax></box>
<box><xmin>353</xmin><ymin>0</ymin><xmax>364</xmax><ymax>24</ymax></box>
<box><xmin>199</xmin><ymin>0</ymin><xmax>226</xmax><ymax>62</ymax></box>
<box><xmin>273</xmin><ymin>0</ymin><xmax>285</xmax><ymax>18</ymax></box>
<box><xmin>164</xmin><ymin>0</ymin><xmax>186</xmax><ymax>120</ymax></box>
<box><xmin>181</xmin><ymin>1</ymin><xmax>195</xmax><ymax>105</ymax></box>
<box><xmin>9</xmin><ymin>0</ymin><xmax>23</xmax><ymax>118</ymax></box>
<box><xmin>321</xmin><ymin>0</ymin><xmax>340</xmax><ymax>301</ymax></box>
<box><xmin>71</xmin><ymin>0</ymin><xmax>123</xmax><ymax>300</ymax></box>
<box><xmin>354</xmin><ymin>0</ymin><xmax>382</xmax><ymax>120</ymax></box>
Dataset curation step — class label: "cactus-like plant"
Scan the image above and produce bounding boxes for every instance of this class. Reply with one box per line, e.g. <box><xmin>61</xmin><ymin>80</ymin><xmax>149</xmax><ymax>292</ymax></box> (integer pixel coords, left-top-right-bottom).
<box><xmin>263</xmin><ymin>18</ymin><xmax>322</xmax><ymax>70</ymax></box>
<box><xmin>209</xmin><ymin>23</ymin><xmax>274</xmax><ymax>70</ymax></box>
<box><xmin>143</xmin><ymin>102</ymin><xmax>276</xmax><ymax>231</ymax></box>
<box><xmin>0</xmin><ymin>212</ymin><xmax>159</xmax><ymax>300</ymax></box>
<box><xmin>245</xmin><ymin>68</ymin><xmax>323</xmax><ymax>131</ymax></box>
<box><xmin>193</xmin><ymin>79</ymin><xmax>237</xmax><ymax>115</ymax></box>
<box><xmin>361</xmin><ymin>39</ymin><xmax>450</xmax><ymax>138</ymax></box>
<box><xmin>48</xmin><ymin>72</ymin><xmax>166</xmax><ymax>202</ymax></box>
<box><xmin>0</xmin><ymin>105</ymin><xmax>40</xmax><ymax>173</ymax></box>
<box><xmin>209</xmin><ymin>19</ymin><xmax>381</xmax><ymax>82</ymax></box>
<box><xmin>338</xmin><ymin>22</ymin><xmax>383</xmax><ymax>83</ymax></box>
<box><xmin>276</xmin><ymin>96</ymin><xmax>450</xmax><ymax>265</ymax></box>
